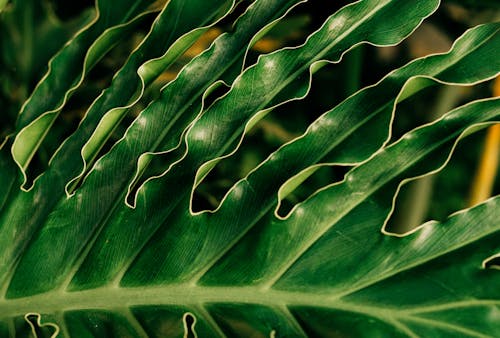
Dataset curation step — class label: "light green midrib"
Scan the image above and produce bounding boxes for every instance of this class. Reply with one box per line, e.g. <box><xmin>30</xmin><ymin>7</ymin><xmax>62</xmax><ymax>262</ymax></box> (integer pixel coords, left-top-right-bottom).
<box><xmin>0</xmin><ymin>285</ymin><xmax>496</xmax><ymax>319</ymax></box>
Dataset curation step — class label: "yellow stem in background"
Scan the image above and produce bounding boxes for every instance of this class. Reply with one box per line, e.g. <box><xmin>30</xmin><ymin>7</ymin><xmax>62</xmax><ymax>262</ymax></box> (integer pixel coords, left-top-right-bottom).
<box><xmin>468</xmin><ymin>77</ymin><xmax>500</xmax><ymax>206</ymax></box>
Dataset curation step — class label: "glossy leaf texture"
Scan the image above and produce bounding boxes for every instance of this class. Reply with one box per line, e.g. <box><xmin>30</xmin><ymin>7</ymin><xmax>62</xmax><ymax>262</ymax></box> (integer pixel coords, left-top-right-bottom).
<box><xmin>0</xmin><ymin>0</ymin><xmax>499</xmax><ymax>337</ymax></box>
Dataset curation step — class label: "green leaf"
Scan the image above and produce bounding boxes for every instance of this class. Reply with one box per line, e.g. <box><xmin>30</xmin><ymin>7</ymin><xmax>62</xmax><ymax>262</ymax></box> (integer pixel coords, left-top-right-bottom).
<box><xmin>2</xmin><ymin>98</ymin><xmax>499</xmax><ymax>335</ymax></box>
<box><xmin>108</xmin><ymin>23</ymin><xmax>498</xmax><ymax>290</ymax></box>
<box><xmin>0</xmin><ymin>0</ymin><xmax>306</xmax><ymax>292</ymax></box>
<box><xmin>1</xmin><ymin>0</ymin><xmax>499</xmax><ymax>336</ymax></box>
<box><xmin>1</xmin><ymin>0</ymin><xmax>439</xmax><ymax>294</ymax></box>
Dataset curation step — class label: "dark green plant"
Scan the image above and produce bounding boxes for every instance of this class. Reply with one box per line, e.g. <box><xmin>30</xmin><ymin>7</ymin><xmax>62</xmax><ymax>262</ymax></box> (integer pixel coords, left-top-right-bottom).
<box><xmin>0</xmin><ymin>0</ymin><xmax>499</xmax><ymax>336</ymax></box>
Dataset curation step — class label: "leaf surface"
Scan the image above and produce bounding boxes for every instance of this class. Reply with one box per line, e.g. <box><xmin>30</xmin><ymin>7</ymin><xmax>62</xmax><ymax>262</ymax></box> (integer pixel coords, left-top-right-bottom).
<box><xmin>2</xmin><ymin>99</ymin><xmax>499</xmax><ymax>335</ymax></box>
<box><xmin>1</xmin><ymin>0</ymin><xmax>499</xmax><ymax>337</ymax></box>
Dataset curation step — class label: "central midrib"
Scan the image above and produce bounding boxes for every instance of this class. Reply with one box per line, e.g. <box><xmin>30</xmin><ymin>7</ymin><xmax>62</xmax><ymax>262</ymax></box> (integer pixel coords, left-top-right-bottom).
<box><xmin>1</xmin><ymin>285</ymin><xmax>495</xmax><ymax>332</ymax></box>
<box><xmin>0</xmin><ymin>285</ymin><xmax>382</xmax><ymax>317</ymax></box>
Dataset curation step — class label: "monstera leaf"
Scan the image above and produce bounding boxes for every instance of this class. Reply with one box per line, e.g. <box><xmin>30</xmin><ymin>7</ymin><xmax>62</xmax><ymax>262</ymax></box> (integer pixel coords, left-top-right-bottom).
<box><xmin>0</xmin><ymin>0</ymin><xmax>499</xmax><ymax>336</ymax></box>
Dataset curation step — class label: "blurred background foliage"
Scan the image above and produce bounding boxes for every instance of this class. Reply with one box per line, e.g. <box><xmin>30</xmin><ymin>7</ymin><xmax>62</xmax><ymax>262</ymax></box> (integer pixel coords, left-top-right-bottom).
<box><xmin>1</xmin><ymin>0</ymin><xmax>499</xmax><ymax>231</ymax></box>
